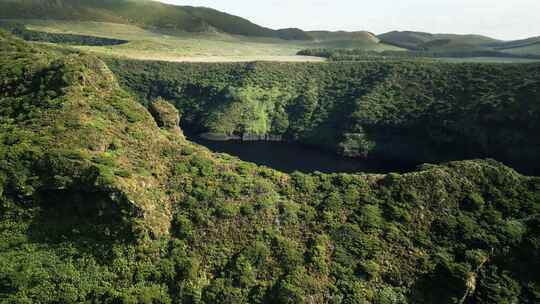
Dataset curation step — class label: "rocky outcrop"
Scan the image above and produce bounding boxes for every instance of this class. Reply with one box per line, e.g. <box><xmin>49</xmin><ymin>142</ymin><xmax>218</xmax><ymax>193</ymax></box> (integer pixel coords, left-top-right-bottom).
<box><xmin>149</xmin><ymin>98</ymin><xmax>184</xmax><ymax>137</ymax></box>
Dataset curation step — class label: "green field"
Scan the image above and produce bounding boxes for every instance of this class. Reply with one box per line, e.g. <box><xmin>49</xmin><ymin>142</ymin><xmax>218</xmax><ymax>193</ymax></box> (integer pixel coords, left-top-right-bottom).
<box><xmin>14</xmin><ymin>19</ymin><xmax>401</xmax><ymax>62</ymax></box>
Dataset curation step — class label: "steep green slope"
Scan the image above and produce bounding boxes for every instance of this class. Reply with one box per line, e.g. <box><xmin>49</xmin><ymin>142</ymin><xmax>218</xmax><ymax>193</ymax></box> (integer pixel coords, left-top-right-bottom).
<box><xmin>0</xmin><ymin>0</ymin><xmax>312</xmax><ymax>40</ymax></box>
<box><xmin>106</xmin><ymin>58</ymin><xmax>540</xmax><ymax>175</ymax></box>
<box><xmin>1</xmin><ymin>31</ymin><xmax>540</xmax><ymax>304</ymax></box>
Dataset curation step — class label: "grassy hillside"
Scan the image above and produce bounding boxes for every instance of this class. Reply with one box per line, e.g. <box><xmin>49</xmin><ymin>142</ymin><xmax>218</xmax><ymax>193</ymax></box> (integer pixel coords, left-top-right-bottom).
<box><xmin>304</xmin><ymin>30</ymin><xmax>403</xmax><ymax>50</ymax></box>
<box><xmin>106</xmin><ymin>57</ymin><xmax>540</xmax><ymax>176</ymax></box>
<box><xmin>0</xmin><ymin>0</ymin><xmax>312</xmax><ymax>40</ymax></box>
<box><xmin>308</xmin><ymin>31</ymin><xmax>379</xmax><ymax>42</ymax></box>
<box><xmin>377</xmin><ymin>31</ymin><xmax>434</xmax><ymax>49</ymax></box>
<box><xmin>378</xmin><ymin>31</ymin><xmax>500</xmax><ymax>51</ymax></box>
<box><xmin>378</xmin><ymin>31</ymin><xmax>540</xmax><ymax>56</ymax></box>
<box><xmin>1</xmin><ymin>31</ymin><xmax>540</xmax><ymax>304</ymax></box>
<box><xmin>2</xmin><ymin>0</ymin><xmax>538</xmax><ymax>60</ymax></box>
<box><xmin>4</xmin><ymin>19</ymin><xmax>324</xmax><ymax>62</ymax></box>
<box><xmin>501</xmin><ymin>42</ymin><xmax>540</xmax><ymax>56</ymax></box>
<box><xmin>0</xmin><ymin>0</ymin><xmax>402</xmax><ymax>60</ymax></box>
<box><xmin>5</xmin><ymin>19</ymin><xmax>401</xmax><ymax>62</ymax></box>
<box><xmin>492</xmin><ymin>36</ymin><xmax>540</xmax><ymax>50</ymax></box>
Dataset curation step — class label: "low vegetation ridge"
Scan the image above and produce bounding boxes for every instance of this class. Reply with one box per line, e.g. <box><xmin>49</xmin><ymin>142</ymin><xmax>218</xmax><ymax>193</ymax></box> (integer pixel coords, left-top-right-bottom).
<box><xmin>1</xmin><ymin>31</ymin><xmax>540</xmax><ymax>303</ymax></box>
<box><xmin>0</xmin><ymin>20</ymin><xmax>128</xmax><ymax>46</ymax></box>
<box><xmin>297</xmin><ymin>48</ymin><xmax>540</xmax><ymax>61</ymax></box>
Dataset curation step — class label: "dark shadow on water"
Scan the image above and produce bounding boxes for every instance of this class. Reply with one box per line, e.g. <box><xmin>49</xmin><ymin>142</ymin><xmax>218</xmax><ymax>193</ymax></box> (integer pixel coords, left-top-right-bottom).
<box><xmin>189</xmin><ymin>136</ymin><xmax>416</xmax><ymax>174</ymax></box>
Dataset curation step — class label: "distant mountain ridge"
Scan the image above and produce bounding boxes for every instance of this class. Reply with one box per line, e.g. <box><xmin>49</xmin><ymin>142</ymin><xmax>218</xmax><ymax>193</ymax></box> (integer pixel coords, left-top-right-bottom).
<box><xmin>377</xmin><ymin>30</ymin><xmax>540</xmax><ymax>55</ymax></box>
<box><xmin>1</xmin><ymin>0</ymin><xmax>539</xmax><ymax>53</ymax></box>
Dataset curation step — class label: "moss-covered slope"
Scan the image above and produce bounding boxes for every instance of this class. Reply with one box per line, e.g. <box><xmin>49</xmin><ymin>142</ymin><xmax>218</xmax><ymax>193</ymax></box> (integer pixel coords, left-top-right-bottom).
<box><xmin>1</xmin><ymin>32</ymin><xmax>540</xmax><ymax>303</ymax></box>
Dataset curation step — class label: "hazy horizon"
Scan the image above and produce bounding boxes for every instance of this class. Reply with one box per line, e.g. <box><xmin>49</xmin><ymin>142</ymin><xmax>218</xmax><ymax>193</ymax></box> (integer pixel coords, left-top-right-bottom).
<box><xmin>157</xmin><ymin>0</ymin><xmax>539</xmax><ymax>40</ymax></box>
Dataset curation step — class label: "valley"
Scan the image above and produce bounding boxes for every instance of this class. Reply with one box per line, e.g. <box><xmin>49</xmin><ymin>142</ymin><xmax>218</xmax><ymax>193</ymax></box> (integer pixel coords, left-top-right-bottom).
<box><xmin>0</xmin><ymin>0</ymin><xmax>539</xmax><ymax>303</ymax></box>
<box><xmin>187</xmin><ymin>135</ymin><xmax>416</xmax><ymax>174</ymax></box>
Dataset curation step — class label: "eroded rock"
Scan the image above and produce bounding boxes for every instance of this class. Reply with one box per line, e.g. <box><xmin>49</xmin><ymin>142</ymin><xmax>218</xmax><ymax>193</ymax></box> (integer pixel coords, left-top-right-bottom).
<box><xmin>149</xmin><ymin>98</ymin><xmax>184</xmax><ymax>137</ymax></box>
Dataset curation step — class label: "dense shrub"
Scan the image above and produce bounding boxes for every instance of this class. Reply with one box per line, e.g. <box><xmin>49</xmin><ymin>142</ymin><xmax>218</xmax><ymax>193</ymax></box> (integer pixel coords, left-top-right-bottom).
<box><xmin>1</xmin><ymin>31</ymin><xmax>539</xmax><ymax>304</ymax></box>
<box><xmin>298</xmin><ymin>48</ymin><xmax>540</xmax><ymax>61</ymax></box>
<box><xmin>0</xmin><ymin>22</ymin><xmax>128</xmax><ymax>46</ymax></box>
<box><xmin>107</xmin><ymin>58</ymin><xmax>540</xmax><ymax>175</ymax></box>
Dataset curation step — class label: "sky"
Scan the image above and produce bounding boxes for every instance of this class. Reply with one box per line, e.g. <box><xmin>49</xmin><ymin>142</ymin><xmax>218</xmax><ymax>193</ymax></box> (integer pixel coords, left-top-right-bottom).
<box><xmin>157</xmin><ymin>0</ymin><xmax>539</xmax><ymax>40</ymax></box>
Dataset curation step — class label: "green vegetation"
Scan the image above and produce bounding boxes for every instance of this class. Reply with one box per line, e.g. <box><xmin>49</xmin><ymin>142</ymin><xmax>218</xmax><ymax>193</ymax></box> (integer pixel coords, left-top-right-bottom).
<box><xmin>378</xmin><ymin>31</ymin><xmax>500</xmax><ymax>51</ymax></box>
<box><xmin>0</xmin><ymin>21</ymin><xmax>128</xmax><ymax>46</ymax></box>
<box><xmin>297</xmin><ymin>48</ymin><xmax>540</xmax><ymax>61</ymax></box>
<box><xmin>2</xmin><ymin>0</ymin><xmax>539</xmax><ymax>64</ymax></box>
<box><xmin>378</xmin><ymin>31</ymin><xmax>540</xmax><ymax>57</ymax></box>
<box><xmin>502</xmin><ymin>43</ymin><xmax>540</xmax><ymax>56</ymax></box>
<box><xmin>0</xmin><ymin>0</ymin><xmax>311</xmax><ymax>40</ymax></box>
<box><xmin>4</xmin><ymin>19</ymin><xmax>324</xmax><ymax>62</ymax></box>
<box><xmin>8</xmin><ymin>19</ymin><xmax>400</xmax><ymax>63</ymax></box>
<box><xmin>106</xmin><ymin>57</ymin><xmax>540</xmax><ymax>175</ymax></box>
<box><xmin>1</xmin><ymin>30</ymin><xmax>540</xmax><ymax>304</ymax></box>
<box><xmin>305</xmin><ymin>30</ymin><xmax>404</xmax><ymax>51</ymax></box>
<box><xmin>378</xmin><ymin>31</ymin><xmax>540</xmax><ymax>58</ymax></box>
<box><xmin>494</xmin><ymin>36</ymin><xmax>540</xmax><ymax>49</ymax></box>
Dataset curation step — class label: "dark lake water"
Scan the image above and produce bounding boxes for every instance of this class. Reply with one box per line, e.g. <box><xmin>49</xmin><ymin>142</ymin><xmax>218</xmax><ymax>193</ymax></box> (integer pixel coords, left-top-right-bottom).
<box><xmin>189</xmin><ymin>136</ymin><xmax>414</xmax><ymax>174</ymax></box>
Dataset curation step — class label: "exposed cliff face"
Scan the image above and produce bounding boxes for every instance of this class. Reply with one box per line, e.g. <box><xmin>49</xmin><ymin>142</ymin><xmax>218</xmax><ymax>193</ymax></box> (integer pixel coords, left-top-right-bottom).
<box><xmin>1</xmin><ymin>32</ymin><xmax>540</xmax><ymax>303</ymax></box>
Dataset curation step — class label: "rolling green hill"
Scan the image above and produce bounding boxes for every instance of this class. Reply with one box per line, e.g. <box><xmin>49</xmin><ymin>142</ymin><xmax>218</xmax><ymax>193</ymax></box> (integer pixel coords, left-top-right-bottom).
<box><xmin>1</xmin><ymin>30</ymin><xmax>540</xmax><ymax>304</ymax></box>
<box><xmin>495</xmin><ymin>37</ymin><xmax>540</xmax><ymax>56</ymax></box>
<box><xmin>0</xmin><ymin>0</ymin><xmax>312</xmax><ymax>40</ymax></box>
<box><xmin>378</xmin><ymin>30</ymin><xmax>540</xmax><ymax>56</ymax></box>
<box><xmin>377</xmin><ymin>30</ymin><xmax>437</xmax><ymax>49</ymax></box>
<box><xmin>501</xmin><ymin>42</ymin><xmax>540</xmax><ymax>56</ymax></box>
<box><xmin>1</xmin><ymin>0</ymin><xmax>539</xmax><ymax>60</ymax></box>
<box><xmin>0</xmin><ymin>19</ymin><xmax>401</xmax><ymax>62</ymax></box>
<box><xmin>0</xmin><ymin>0</ymin><xmax>400</xmax><ymax>53</ymax></box>
<box><xmin>305</xmin><ymin>30</ymin><xmax>403</xmax><ymax>50</ymax></box>
<box><xmin>492</xmin><ymin>36</ymin><xmax>540</xmax><ymax>50</ymax></box>
<box><xmin>378</xmin><ymin>31</ymin><xmax>500</xmax><ymax>51</ymax></box>
<box><xmin>308</xmin><ymin>31</ymin><xmax>379</xmax><ymax>43</ymax></box>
